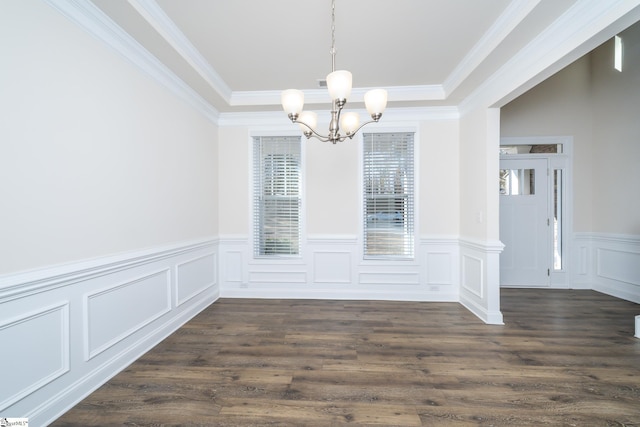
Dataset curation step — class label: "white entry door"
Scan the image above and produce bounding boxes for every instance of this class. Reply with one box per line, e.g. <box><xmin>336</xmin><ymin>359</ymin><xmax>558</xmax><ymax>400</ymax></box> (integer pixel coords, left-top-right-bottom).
<box><xmin>499</xmin><ymin>158</ymin><xmax>550</xmax><ymax>287</ymax></box>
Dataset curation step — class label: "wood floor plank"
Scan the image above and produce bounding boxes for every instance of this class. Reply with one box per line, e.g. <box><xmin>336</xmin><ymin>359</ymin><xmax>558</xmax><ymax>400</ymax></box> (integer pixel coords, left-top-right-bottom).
<box><xmin>52</xmin><ymin>290</ymin><xmax>640</xmax><ymax>426</ymax></box>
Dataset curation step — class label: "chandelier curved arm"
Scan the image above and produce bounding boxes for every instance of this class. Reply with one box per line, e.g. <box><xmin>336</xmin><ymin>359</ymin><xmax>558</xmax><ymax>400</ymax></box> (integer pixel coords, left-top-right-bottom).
<box><xmin>288</xmin><ymin>116</ymin><xmax>333</xmax><ymax>142</ymax></box>
<box><xmin>343</xmin><ymin>114</ymin><xmax>384</xmax><ymax>139</ymax></box>
<box><xmin>289</xmin><ymin>113</ymin><xmax>384</xmax><ymax>143</ymax></box>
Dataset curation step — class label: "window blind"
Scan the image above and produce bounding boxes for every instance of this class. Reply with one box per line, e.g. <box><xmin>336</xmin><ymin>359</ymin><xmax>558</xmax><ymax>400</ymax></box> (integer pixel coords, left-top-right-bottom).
<box><xmin>363</xmin><ymin>132</ymin><xmax>414</xmax><ymax>258</ymax></box>
<box><xmin>253</xmin><ymin>136</ymin><xmax>301</xmax><ymax>256</ymax></box>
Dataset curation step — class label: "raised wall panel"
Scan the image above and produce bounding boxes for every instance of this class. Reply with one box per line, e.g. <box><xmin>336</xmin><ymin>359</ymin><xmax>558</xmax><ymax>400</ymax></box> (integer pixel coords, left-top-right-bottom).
<box><xmin>596</xmin><ymin>248</ymin><xmax>640</xmax><ymax>286</ymax></box>
<box><xmin>427</xmin><ymin>252</ymin><xmax>453</xmax><ymax>285</ymax></box>
<box><xmin>225</xmin><ymin>251</ymin><xmax>244</xmax><ymax>283</ymax></box>
<box><xmin>85</xmin><ymin>269</ymin><xmax>171</xmax><ymax>360</ymax></box>
<box><xmin>579</xmin><ymin>245</ymin><xmax>589</xmax><ymax>275</ymax></box>
<box><xmin>590</xmin><ymin>234</ymin><xmax>640</xmax><ymax>303</ymax></box>
<box><xmin>313</xmin><ymin>252</ymin><xmax>351</xmax><ymax>283</ymax></box>
<box><xmin>462</xmin><ymin>254</ymin><xmax>483</xmax><ymax>298</ymax></box>
<box><xmin>570</xmin><ymin>234</ymin><xmax>592</xmax><ymax>289</ymax></box>
<box><xmin>359</xmin><ymin>272</ymin><xmax>420</xmax><ymax>286</ymax></box>
<box><xmin>176</xmin><ymin>253</ymin><xmax>216</xmax><ymax>306</ymax></box>
<box><xmin>0</xmin><ymin>303</ymin><xmax>69</xmax><ymax>410</ymax></box>
<box><xmin>249</xmin><ymin>271</ymin><xmax>307</xmax><ymax>283</ymax></box>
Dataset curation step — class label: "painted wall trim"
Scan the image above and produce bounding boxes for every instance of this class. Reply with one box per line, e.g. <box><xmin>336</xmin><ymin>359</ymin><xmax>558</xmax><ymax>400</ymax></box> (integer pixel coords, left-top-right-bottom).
<box><xmin>127</xmin><ymin>0</ymin><xmax>232</xmax><ymax>103</ymax></box>
<box><xmin>443</xmin><ymin>0</ymin><xmax>541</xmax><ymax>96</ymax></box>
<box><xmin>0</xmin><ymin>239</ymin><xmax>219</xmax><ymax>426</ymax></box>
<box><xmin>572</xmin><ymin>232</ymin><xmax>640</xmax><ymax>304</ymax></box>
<box><xmin>218</xmin><ymin>107</ymin><xmax>460</xmax><ymax>128</ymax></box>
<box><xmin>0</xmin><ymin>237</ymin><xmax>217</xmax><ymax>301</ymax></box>
<box><xmin>42</xmin><ymin>0</ymin><xmax>219</xmax><ymax>123</ymax></box>
<box><xmin>220</xmin><ymin>235</ymin><xmax>461</xmax><ymax>303</ymax></box>
<box><xmin>461</xmin><ymin>0</ymin><xmax>640</xmax><ymax>112</ymax></box>
<box><xmin>459</xmin><ymin>237</ymin><xmax>505</xmax><ymax>325</ymax></box>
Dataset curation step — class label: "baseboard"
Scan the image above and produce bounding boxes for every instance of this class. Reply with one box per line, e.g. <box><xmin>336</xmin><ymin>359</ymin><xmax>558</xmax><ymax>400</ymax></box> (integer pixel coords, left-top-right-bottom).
<box><xmin>222</xmin><ymin>285</ymin><xmax>458</xmax><ymax>302</ymax></box>
<box><xmin>460</xmin><ymin>293</ymin><xmax>504</xmax><ymax>325</ymax></box>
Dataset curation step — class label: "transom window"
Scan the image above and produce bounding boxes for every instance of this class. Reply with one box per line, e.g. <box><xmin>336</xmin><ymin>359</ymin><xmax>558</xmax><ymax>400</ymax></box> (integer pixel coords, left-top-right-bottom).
<box><xmin>363</xmin><ymin>132</ymin><xmax>415</xmax><ymax>259</ymax></box>
<box><xmin>253</xmin><ymin>136</ymin><xmax>301</xmax><ymax>256</ymax></box>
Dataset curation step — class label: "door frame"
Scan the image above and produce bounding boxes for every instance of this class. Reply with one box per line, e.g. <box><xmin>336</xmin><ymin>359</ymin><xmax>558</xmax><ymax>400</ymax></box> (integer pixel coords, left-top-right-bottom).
<box><xmin>499</xmin><ymin>136</ymin><xmax>573</xmax><ymax>288</ymax></box>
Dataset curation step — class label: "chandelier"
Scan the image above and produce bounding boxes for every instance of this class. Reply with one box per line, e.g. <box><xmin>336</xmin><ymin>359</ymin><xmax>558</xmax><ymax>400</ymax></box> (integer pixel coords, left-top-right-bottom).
<box><xmin>281</xmin><ymin>0</ymin><xmax>388</xmax><ymax>144</ymax></box>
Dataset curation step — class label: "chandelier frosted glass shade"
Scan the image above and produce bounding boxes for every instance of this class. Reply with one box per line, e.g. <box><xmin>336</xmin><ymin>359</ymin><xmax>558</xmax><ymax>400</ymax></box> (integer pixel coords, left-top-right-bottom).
<box><xmin>297</xmin><ymin>111</ymin><xmax>318</xmax><ymax>134</ymax></box>
<box><xmin>281</xmin><ymin>0</ymin><xmax>386</xmax><ymax>143</ymax></box>
<box><xmin>281</xmin><ymin>89</ymin><xmax>304</xmax><ymax>116</ymax></box>
<box><xmin>326</xmin><ymin>70</ymin><xmax>352</xmax><ymax>101</ymax></box>
<box><xmin>364</xmin><ymin>89</ymin><xmax>388</xmax><ymax>117</ymax></box>
<box><xmin>340</xmin><ymin>111</ymin><xmax>360</xmax><ymax>135</ymax></box>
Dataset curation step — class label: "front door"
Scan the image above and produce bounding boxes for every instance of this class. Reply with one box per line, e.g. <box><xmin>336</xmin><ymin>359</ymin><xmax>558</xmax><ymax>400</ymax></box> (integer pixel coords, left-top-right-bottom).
<box><xmin>499</xmin><ymin>158</ymin><xmax>549</xmax><ymax>287</ymax></box>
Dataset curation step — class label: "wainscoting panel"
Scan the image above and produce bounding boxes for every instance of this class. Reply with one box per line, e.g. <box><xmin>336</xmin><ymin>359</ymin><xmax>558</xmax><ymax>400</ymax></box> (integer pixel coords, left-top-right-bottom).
<box><xmin>359</xmin><ymin>271</ymin><xmax>420</xmax><ymax>286</ymax></box>
<box><xmin>220</xmin><ymin>235</ymin><xmax>459</xmax><ymax>302</ymax></box>
<box><xmin>313</xmin><ymin>252</ymin><xmax>351</xmax><ymax>284</ymax></box>
<box><xmin>176</xmin><ymin>253</ymin><xmax>217</xmax><ymax>306</ymax></box>
<box><xmin>249</xmin><ymin>270</ymin><xmax>307</xmax><ymax>284</ymax></box>
<box><xmin>85</xmin><ymin>270</ymin><xmax>172</xmax><ymax>360</ymax></box>
<box><xmin>596</xmin><ymin>248</ymin><xmax>640</xmax><ymax>286</ymax></box>
<box><xmin>571</xmin><ymin>233</ymin><xmax>593</xmax><ymax>289</ymax></box>
<box><xmin>0</xmin><ymin>302</ymin><xmax>69</xmax><ymax>411</ymax></box>
<box><xmin>224</xmin><ymin>251</ymin><xmax>245</xmax><ymax>283</ymax></box>
<box><xmin>426</xmin><ymin>252</ymin><xmax>454</xmax><ymax>286</ymax></box>
<box><xmin>461</xmin><ymin>255</ymin><xmax>483</xmax><ymax>298</ymax></box>
<box><xmin>574</xmin><ymin>233</ymin><xmax>640</xmax><ymax>304</ymax></box>
<box><xmin>459</xmin><ymin>238</ymin><xmax>504</xmax><ymax>325</ymax></box>
<box><xmin>0</xmin><ymin>238</ymin><xmax>218</xmax><ymax>426</ymax></box>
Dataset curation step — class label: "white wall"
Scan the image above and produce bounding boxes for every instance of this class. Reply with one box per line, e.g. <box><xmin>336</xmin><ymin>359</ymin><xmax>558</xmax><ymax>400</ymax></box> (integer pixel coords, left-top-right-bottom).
<box><xmin>420</xmin><ymin>120</ymin><xmax>460</xmax><ymax>236</ymax></box>
<box><xmin>216</xmin><ymin>115</ymin><xmax>462</xmax><ymax>302</ymax></box>
<box><xmin>218</xmin><ymin>118</ymin><xmax>460</xmax><ymax>238</ymax></box>
<box><xmin>0</xmin><ymin>0</ymin><xmax>218</xmax><ymax>275</ymax></box>
<box><xmin>218</xmin><ymin>126</ymin><xmax>249</xmax><ymax>236</ymax></box>
<box><xmin>458</xmin><ymin>107</ymin><xmax>503</xmax><ymax>324</ymax></box>
<box><xmin>0</xmin><ymin>1</ymin><xmax>220</xmax><ymax>424</ymax></box>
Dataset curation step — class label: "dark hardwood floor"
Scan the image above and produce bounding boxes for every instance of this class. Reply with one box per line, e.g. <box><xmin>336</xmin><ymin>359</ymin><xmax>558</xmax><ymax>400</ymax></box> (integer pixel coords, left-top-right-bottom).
<box><xmin>52</xmin><ymin>289</ymin><xmax>640</xmax><ymax>426</ymax></box>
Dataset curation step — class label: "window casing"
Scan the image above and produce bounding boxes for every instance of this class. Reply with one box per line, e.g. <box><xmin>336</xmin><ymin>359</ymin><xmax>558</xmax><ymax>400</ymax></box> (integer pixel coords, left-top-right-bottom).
<box><xmin>253</xmin><ymin>136</ymin><xmax>301</xmax><ymax>257</ymax></box>
<box><xmin>363</xmin><ymin>132</ymin><xmax>415</xmax><ymax>259</ymax></box>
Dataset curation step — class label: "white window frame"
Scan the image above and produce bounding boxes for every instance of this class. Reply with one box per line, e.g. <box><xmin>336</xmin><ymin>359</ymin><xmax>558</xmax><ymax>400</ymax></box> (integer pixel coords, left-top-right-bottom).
<box><xmin>360</xmin><ymin>128</ymin><xmax>418</xmax><ymax>261</ymax></box>
<box><xmin>251</xmin><ymin>133</ymin><xmax>304</xmax><ymax>259</ymax></box>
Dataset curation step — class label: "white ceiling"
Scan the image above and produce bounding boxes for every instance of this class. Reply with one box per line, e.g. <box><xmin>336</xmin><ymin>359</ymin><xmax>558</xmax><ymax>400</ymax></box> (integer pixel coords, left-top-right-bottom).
<box><xmin>89</xmin><ymin>0</ymin><xmax>602</xmax><ymax>114</ymax></box>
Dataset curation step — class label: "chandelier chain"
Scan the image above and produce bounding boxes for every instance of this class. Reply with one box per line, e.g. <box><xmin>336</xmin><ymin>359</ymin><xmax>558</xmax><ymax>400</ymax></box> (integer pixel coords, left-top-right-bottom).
<box><xmin>330</xmin><ymin>0</ymin><xmax>336</xmax><ymax>72</ymax></box>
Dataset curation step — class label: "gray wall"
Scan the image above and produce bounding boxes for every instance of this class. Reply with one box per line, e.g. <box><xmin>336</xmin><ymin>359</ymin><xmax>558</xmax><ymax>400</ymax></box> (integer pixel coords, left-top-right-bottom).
<box><xmin>501</xmin><ymin>21</ymin><xmax>640</xmax><ymax>235</ymax></box>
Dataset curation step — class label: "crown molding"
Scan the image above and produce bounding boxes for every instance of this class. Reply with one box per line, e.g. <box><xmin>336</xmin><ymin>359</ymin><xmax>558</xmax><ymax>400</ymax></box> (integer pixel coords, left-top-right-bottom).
<box><xmin>229</xmin><ymin>85</ymin><xmax>446</xmax><ymax>107</ymax></box>
<box><xmin>218</xmin><ymin>106</ymin><xmax>459</xmax><ymax>128</ymax></box>
<box><xmin>43</xmin><ymin>0</ymin><xmax>219</xmax><ymax>124</ymax></box>
<box><xmin>442</xmin><ymin>0</ymin><xmax>541</xmax><ymax>96</ymax></box>
<box><xmin>459</xmin><ymin>0</ymin><xmax>640</xmax><ymax>114</ymax></box>
<box><xmin>127</xmin><ymin>0</ymin><xmax>233</xmax><ymax>103</ymax></box>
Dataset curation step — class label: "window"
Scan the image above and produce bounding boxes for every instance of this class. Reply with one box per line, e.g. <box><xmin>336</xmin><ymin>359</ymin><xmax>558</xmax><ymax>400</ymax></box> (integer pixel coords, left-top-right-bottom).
<box><xmin>253</xmin><ymin>136</ymin><xmax>301</xmax><ymax>256</ymax></box>
<box><xmin>499</xmin><ymin>168</ymin><xmax>536</xmax><ymax>195</ymax></box>
<box><xmin>363</xmin><ymin>132</ymin><xmax>414</xmax><ymax>258</ymax></box>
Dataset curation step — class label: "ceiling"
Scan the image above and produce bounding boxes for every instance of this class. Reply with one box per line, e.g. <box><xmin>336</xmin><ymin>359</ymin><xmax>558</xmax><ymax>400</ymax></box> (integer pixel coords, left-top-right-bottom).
<box><xmin>89</xmin><ymin>0</ymin><xmax>586</xmax><ymax>114</ymax></box>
